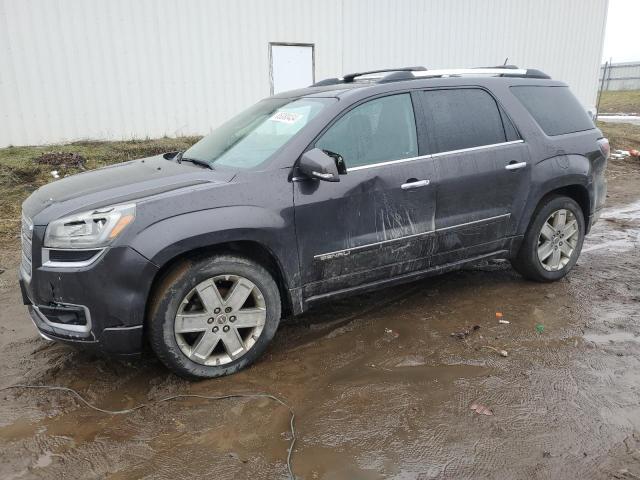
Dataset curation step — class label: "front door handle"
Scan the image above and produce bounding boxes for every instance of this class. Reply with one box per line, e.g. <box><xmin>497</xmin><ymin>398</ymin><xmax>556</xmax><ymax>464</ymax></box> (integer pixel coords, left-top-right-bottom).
<box><xmin>505</xmin><ymin>161</ymin><xmax>527</xmax><ymax>171</ymax></box>
<box><xmin>401</xmin><ymin>179</ymin><xmax>430</xmax><ymax>190</ymax></box>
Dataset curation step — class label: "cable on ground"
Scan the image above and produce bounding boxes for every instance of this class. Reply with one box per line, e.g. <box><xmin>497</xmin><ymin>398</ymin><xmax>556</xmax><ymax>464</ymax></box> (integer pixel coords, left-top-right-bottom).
<box><xmin>0</xmin><ymin>384</ymin><xmax>297</xmax><ymax>479</ymax></box>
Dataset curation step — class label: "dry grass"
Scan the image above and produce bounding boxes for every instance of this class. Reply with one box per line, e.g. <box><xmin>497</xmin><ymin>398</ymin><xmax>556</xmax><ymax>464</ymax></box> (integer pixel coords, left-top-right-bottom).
<box><xmin>598</xmin><ymin>121</ymin><xmax>640</xmax><ymax>152</ymax></box>
<box><xmin>598</xmin><ymin>90</ymin><xmax>640</xmax><ymax>114</ymax></box>
<box><xmin>0</xmin><ymin>137</ymin><xmax>200</xmax><ymax>245</ymax></box>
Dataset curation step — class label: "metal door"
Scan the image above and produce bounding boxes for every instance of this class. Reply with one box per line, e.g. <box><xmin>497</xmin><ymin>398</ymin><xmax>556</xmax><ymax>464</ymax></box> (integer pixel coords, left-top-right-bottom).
<box><xmin>270</xmin><ymin>43</ymin><xmax>314</xmax><ymax>95</ymax></box>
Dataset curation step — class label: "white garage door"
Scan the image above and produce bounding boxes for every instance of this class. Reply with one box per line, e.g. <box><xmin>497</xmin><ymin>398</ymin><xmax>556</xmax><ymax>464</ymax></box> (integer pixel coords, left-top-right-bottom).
<box><xmin>270</xmin><ymin>44</ymin><xmax>314</xmax><ymax>95</ymax></box>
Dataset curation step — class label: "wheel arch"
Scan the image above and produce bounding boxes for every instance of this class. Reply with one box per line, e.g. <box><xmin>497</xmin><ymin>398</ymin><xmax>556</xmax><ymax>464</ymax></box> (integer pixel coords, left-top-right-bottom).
<box><xmin>511</xmin><ymin>190</ymin><xmax>588</xmax><ymax>282</ymax></box>
<box><xmin>547</xmin><ymin>184</ymin><xmax>590</xmax><ymax>226</ymax></box>
<box><xmin>144</xmin><ymin>240</ymin><xmax>294</xmax><ymax>339</ymax></box>
<box><xmin>518</xmin><ymin>177</ymin><xmax>592</xmax><ymax>237</ymax></box>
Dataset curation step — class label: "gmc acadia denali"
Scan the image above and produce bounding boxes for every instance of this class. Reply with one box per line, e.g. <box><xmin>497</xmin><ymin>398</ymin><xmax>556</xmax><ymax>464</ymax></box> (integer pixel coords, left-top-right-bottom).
<box><xmin>19</xmin><ymin>66</ymin><xmax>608</xmax><ymax>378</ymax></box>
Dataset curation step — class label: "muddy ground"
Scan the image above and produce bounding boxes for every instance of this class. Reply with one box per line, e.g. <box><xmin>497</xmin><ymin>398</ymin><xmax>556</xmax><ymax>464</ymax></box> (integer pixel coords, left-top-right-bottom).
<box><xmin>0</xmin><ymin>157</ymin><xmax>639</xmax><ymax>480</ymax></box>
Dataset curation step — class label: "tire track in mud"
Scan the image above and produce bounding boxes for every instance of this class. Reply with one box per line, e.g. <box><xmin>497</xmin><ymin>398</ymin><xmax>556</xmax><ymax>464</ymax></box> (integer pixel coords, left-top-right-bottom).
<box><xmin>338</xmin><ymin>193</ymin><xmax>640</xmax><ymax>479</ymax></box>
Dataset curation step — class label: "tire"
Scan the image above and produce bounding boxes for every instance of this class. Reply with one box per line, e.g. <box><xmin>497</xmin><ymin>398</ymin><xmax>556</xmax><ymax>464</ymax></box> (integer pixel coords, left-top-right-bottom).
<box><xmin>511</xmin><ymin>195</ymin><xmax>585</xmax><ymax>282</ymax></box>
<box><xmin>148</xmin><ymin>254</ymin><xmax>281</xmax><ymax>379</ymax></box>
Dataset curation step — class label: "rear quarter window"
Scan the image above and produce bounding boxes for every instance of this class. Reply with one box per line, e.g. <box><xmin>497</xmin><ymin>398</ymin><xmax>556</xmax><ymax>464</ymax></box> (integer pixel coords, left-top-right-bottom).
<box><xmin>510</xmin><ymin>85</ymin><xmax>595</xmax><ymax>136</ymax></box>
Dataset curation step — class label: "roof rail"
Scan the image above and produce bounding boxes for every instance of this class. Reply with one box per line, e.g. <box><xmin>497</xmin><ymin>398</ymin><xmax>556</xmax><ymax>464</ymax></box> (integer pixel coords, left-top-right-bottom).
<box><xmin>413</xmin><ymin>68</ymin><xmax>528</xmax><ymax>77</ymax></box>
<box><xmin>311</xmin><ymin>66</ymin><xmax>426</xmax><ymax>87</ymax></box>
<box><xmin>474</xmin><ymin>64</ymin><xmax>521</xmax><ymax>70</ymax></box>
<box><xmin>311</xmin><ymin>65</ymin><xmax>550</xmax><ymax>87</ymax></box>
<box><xmin>395</xmin><ymin>67</ymin><xmax>550</xmax><ymax>80</ymax></box>
<box><xmin>342</xmin><ymin>66</ymin><xmax>426</xmax><ymax>83</ymax></box>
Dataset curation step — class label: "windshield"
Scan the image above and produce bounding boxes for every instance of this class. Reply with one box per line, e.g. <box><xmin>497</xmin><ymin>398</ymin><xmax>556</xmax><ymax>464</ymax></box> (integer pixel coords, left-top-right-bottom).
<box><xmin>183</xmin><ymin>97</ymin><xmax>335</xmax><ymax>169</ymax></box>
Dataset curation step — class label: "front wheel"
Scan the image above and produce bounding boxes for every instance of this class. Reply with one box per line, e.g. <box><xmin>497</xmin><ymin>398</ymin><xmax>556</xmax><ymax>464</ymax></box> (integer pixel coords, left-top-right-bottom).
<box><xmin>511</xmin><ymin>195</ymin><xmax>585</xmax><ymax>282</ymax></box>
<box><xmin>148</xmin><ymin>255</ymin><xmax>281</xmax><ymax>379</ymax></box>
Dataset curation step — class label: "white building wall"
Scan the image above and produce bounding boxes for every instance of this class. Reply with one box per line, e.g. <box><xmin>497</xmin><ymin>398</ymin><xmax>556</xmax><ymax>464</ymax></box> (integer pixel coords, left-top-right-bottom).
<box><xmin>0</xmin><ymin>0</ymin><xmax>608</xmax><ymax>147</ymax></box>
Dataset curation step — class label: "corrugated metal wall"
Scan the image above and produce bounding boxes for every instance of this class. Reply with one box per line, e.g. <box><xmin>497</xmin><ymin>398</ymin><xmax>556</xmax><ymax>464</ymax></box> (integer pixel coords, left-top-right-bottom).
<box><xmin>599</xmin><ymin>62</ymin><xmax>640</xmax><ymax>91</ymax></box>
<box><xmin>0</xmin><ymin>0</ymin><xmax>608</xmax><ymax>147</ymax></box>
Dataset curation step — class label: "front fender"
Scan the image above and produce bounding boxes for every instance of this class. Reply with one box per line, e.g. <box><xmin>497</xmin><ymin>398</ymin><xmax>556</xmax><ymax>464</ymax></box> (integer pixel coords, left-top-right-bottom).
<box><xmin>516</xmin><ymin>154</ymin><xmax>592</xmax><ymax>235</ymax></box>
<box><xmin>129</xmin><ymin>205</ymin><xmax>299</xmax><ymax>289</ymax></box>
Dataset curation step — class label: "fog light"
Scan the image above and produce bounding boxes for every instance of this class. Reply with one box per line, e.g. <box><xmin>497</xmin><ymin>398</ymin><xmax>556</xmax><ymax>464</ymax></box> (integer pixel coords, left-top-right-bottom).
<box><xmin>39</xmin><ymin>304</ymin><xmax>87</xmax><ymax>326</ymax></box>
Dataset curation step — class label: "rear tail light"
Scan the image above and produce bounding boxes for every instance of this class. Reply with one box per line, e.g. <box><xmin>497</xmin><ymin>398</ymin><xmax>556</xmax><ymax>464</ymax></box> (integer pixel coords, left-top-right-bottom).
<box><xmin>597</xmin><ymin>138</ymin><xmax>610</xmax><ymax>159</ymax></box>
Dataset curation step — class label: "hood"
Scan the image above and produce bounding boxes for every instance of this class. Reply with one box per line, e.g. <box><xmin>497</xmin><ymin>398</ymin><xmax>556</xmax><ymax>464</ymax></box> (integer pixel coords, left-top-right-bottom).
<box><xmin>23</xmin><ymin>154</ymin><xmax>234</xmax><ymax>223</ymax></box>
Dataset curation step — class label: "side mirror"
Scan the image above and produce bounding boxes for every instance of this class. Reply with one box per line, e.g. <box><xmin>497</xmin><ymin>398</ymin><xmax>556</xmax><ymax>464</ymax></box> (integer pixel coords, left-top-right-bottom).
<box><xmin>298</xmin><ymin>148</ymin><xmax>340</xmax><ymax>182</ymax></box>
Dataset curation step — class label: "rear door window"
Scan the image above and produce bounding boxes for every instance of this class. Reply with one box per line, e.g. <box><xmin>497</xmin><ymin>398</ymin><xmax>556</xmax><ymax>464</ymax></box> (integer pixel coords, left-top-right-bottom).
<box><xmin>511</xmin><ymin>85</ymin><xmax>594</xmax><ymax>136</ymax></box>
<box><xmin>316</xmin><ymin>93</ymin><xmax>418</xmax><ymax>168</ymax></box>
<box><xmin>418</xmin><ymin>88</ymin><xmax>512</xmax><ymax>154</ymax></box>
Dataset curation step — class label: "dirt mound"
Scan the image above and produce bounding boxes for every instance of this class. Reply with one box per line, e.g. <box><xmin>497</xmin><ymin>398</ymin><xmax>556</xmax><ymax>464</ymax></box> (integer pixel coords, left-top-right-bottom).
<box><xmin>34</xmin><ymin>152</ymin><xmax>86</xmax><ymax>169</ymax></box>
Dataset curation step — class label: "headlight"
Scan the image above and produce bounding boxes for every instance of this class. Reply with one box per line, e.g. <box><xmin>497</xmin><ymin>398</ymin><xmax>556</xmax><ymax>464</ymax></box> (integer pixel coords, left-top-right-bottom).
<box><xmin>44</xmin><ymin>204</ymin><xmax>136</xmax><ymax>249</ymax></box>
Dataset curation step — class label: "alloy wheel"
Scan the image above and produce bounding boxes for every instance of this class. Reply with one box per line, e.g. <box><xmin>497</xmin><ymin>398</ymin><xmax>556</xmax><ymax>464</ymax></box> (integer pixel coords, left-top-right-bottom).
<box><xmin>174</xmin><ymin>275</ymin><xmax>267</xmax><ymax>366</ymax></box>
<box><xmin>537</xmin><ymin>208</ymin><xmax>579</xmax><ymax>271</ymax></box>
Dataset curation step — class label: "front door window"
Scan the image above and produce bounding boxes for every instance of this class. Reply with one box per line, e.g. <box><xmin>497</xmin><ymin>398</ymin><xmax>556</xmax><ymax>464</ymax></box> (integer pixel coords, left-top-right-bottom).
<box><xmin>316</xmin><ymin>93</ymin><xmax>418</xmax><ymax>169</ymax></box>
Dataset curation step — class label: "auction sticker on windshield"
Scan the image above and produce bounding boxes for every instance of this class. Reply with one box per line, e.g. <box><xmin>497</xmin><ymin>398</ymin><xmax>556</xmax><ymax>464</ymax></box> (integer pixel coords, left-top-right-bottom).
<box><xmin>270</xmin><ymin>111</ymin><xmax>303</xmax><ymax>124</ymax></box>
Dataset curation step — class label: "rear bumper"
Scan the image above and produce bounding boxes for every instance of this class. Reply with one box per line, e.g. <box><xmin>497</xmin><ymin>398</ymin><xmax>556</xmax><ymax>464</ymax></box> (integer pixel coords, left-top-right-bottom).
<box><xmin>19</xmin><ymin>245</ymin><xmax>158</xmax><ymax>355</ymax></box>
<box><xmin>587</xmin><ymin>206</ymin><xmax>603</xmax><ymax>234</ymax></box>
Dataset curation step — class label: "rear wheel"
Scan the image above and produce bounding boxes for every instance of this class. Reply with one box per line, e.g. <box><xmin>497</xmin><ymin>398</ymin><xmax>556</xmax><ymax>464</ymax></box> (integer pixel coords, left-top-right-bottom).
<box><xmin>149</xmin><ymin>255</ymin><xmax>281</xmax><ymax>379</ymax></box>
<box><xmin>511</xmin><ymin>195</ymin><xmax>585</xmax><ymax>282</ymax></box>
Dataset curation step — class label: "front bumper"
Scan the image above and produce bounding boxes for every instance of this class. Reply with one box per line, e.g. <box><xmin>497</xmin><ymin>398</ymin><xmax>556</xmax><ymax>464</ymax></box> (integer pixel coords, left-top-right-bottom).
<box><xmin>19</xmin><ymin>245</ymin><xmax>159</xmax><ymax>355</ymax></box>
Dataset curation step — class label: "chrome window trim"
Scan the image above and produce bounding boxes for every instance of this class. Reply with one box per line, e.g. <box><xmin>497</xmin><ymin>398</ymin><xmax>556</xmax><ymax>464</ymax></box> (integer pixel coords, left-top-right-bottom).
<box><xmin>41</xmin><ymin>247</ymin><xmax>106</xmax><ymax>268</ymax></box>
<box><xmin>314</xmin><ymin>213</ymin><xmax>511</xmax><ymax>260</ymax></box>
<box><xmin>347</xmin><ymin>153</ymin><xmax>432</xmax><ymax>172</ymax></box>
<box><xmin>430</xmin><ymin>140</ymin><xmax>524</xmax><ymax>158</ymax></box>
<box><xmin>345</xmin><ymin>140</ymin><xmax>524</xmax><ymax>172</ymax></box>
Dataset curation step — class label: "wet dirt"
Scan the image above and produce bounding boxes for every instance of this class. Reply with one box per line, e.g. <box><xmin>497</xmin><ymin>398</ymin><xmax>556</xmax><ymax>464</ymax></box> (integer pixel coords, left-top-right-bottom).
<box><xmin>1</xmin><ymin>158</ymin><xmax>640</xmax><ymax>479</ymax></box>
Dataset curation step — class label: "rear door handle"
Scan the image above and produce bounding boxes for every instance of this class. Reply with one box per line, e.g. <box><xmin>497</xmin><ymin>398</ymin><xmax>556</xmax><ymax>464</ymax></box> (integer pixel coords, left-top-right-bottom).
<box><xmin>505</xmin><ymin>161</ymin><xmax>527</xmax><ymax>171</ymax></box>
<box><xmin>401</xmin><ymin>179</ymin><xmax>430</xmax><ymax>190</ymax></box>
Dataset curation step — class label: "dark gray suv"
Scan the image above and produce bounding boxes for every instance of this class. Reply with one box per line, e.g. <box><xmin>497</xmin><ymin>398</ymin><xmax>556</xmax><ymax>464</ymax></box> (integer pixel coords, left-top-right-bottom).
<box><xmin>19</xmin><ymin>66</ymin><xmax>609</xmax><ymax>378</ymax></box>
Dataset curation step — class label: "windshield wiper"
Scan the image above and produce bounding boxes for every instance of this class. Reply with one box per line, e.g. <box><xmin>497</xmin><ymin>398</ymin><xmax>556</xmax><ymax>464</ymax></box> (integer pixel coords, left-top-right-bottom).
<box><xmin>175</xmin><ymin>151</ymin><xmax>214</xmax><ymax>170</ymax></box>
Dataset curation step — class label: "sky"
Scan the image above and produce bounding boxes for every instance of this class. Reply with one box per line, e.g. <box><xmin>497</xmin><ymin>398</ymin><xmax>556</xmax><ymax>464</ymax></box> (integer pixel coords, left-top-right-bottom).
<box><xmin>602</xmin><ymin>0</ymin><xmax>640</xmax><ymax>62</ymax></box>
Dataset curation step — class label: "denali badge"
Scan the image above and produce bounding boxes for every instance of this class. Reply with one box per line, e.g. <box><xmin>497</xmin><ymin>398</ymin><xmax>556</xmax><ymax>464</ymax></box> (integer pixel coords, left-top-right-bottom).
<box><xmin>317</xmin><ymin>250</ymin><xmax>351</xmax><ymax>261</ymax></box>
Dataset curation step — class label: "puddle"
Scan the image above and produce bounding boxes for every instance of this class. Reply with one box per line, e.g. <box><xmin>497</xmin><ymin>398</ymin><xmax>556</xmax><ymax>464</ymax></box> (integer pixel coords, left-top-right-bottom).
<box><xmin>584</xmin><ymin>331</ymin><xmax>640</xmax><ymax>344</ymax></box>
<box><xmin>0</xmin><ymin>417</ymin><xmax>39</xmax><ymax>441</ymax></box>
<box><xmin>34</xmin><ymin>452</ymin><xmax>54</xmax><ymax>468</ymax></box>
<box><xmin>582</xmin><ymin>200</ymin><xmax>640</xmax><ymax>254</ymax></box>
<box><xmin>582</xmin><ymin>229</ymin><xmax>640</xmax><ymax>253</ymax></box>
<box><xmin>600</xmin><ymin>200</ymin><xmax>640</xmax><ymax>221</ymax></box>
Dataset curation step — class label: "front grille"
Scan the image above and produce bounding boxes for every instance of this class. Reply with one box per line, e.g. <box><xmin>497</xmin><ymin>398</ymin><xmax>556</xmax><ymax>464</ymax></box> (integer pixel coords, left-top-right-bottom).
<box><xmin>21</xmin><ymin>214</ymin><xmax>33</xmax><ymax>279</ymax></box>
